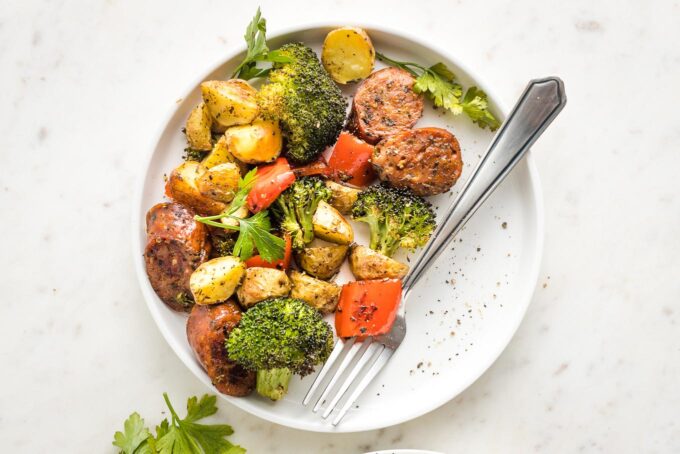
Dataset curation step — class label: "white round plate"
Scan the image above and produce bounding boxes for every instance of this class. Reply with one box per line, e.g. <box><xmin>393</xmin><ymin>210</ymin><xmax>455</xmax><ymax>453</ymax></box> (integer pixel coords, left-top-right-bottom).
<box><xmin>133</xmin><ymin>25</ymin><xmax>543</xmax><ymax>433</ymax></box>
<box><xmin>365</xmin><ymin>451</ymin><xmax>444</xmax><ymax>454</ymax></box>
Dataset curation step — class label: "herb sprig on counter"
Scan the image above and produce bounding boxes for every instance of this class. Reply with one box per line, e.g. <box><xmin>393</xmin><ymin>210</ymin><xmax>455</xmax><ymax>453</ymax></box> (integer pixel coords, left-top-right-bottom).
<box><xmin>231</xmin><ymin>8</ymin><xmax>291</xmax><ymax>80</ymax></box>
<box><xmin>376</xmin><ymin>52</ymin><xmax>500</xmax><ymax>131</ymax></box>
<box><xmin>194</xmin><ymin>169</ymin><xmax>285</xmax><ymax>262</ymax></box>
<box><xmin>112</xmin><ymin>393</ymin><xmax>245</xmax><ymax>454</ymax></box>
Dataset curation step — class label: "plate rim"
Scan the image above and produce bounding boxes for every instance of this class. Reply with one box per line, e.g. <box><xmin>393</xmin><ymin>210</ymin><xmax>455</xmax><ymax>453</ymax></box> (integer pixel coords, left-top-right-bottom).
<box><xmin>131</xmin><ymin>22</ymin><xmax>544</xmax><ymax>433</ymax></box>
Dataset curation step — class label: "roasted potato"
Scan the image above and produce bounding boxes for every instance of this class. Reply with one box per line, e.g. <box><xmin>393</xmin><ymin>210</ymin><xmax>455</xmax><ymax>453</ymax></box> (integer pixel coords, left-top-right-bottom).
<box><xmin>236</xmin><ymin>267</ymin><xmax>291</xmax><ymax>308</ymax></box>
<box><xmin>190</xmin><ymin>256</ymin><xmax>246</xmax><ymax>304</ymax></box>
<box><xmin>289</xmin><ymin>271</ymin><xmax>341</xmax><ymax>314</ymax></box>
<box><xmin>196</xmin><ymin>162</ymin><xmax>240</xmax><ymax>203</ymax></box>
<box><xmin>201</xmin><ymin>134</ymin><xmax>246</xmax><ymax>173</ymax></box>
<box><xmin>326</xmin><ymin>180</ymin><xmax>360</xmax><ymax>214</ymax></box>
<box><xmin>294</xmin><ymin>244</ymin><xmax>348</xmax><ymax>280</ymax></box>
<box><xmin>312</xmin><ymin>200</ymin><xmax>353</xmax><ymax>245</ymax></box>
<box><xmin>322</xmin><ymin>27</ymin><xmax>375</xmax><ymax>84</ymax></box>
<box><xmin>210</xmin><ymin>122</ymin><xmax>228</xmax><ymax>134</ymax></box>
<box><xmin>224</xmin><ymin>119</ymin><xmax>283</xmax><ymax>164</ymax></box>
<box><xmin>201</xmin><ymin>79</ymin><xmax>258</xmax><ymax>129</ymax></box>
<box><xmin>349</xmin><ymin>245</ymin><xmax>409</xmax><ymax>280</ymax></box>
<box><xmin>165</xmin><ymin>161</ymin><xmax>226</xmax><ymax>215</ymax></box>
<box><xmin>220</xmin><ymin>203</ymin><xmax>249</xmax><ymax>229</ymax></box>
<box><xmin>185</xmin><ymin>102</ymin><xmax>213</xmax><ymax>151</ymax></box>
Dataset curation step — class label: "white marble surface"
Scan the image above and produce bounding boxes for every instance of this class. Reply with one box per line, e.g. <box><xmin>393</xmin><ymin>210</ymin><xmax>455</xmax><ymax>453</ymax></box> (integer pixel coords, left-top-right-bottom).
<box><xmin>1</xmin><ymin>0</ymin><xmax>679</xmax><ymax>452</ymax></box>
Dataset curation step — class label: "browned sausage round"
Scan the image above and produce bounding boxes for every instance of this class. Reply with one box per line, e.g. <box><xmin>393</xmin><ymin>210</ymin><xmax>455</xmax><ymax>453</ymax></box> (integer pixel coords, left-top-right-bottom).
<box><xmin>372</xmin><ymin>127</ymin><xmax>463</xmax><ymax>196</ymax></box>
<box><xmin>186</xmin><ymin>301</ymin><xmax>256</xmax><ymax>397</ymax></box>
<box><xmin>144</xmin><ymin>202</ymin><xmax>210</xmax><ymax>312</ymax></box>
<box><xmin>349</xmin><ymin>67</ymin><xmax>424</xmax><ymax>144</ymax></box>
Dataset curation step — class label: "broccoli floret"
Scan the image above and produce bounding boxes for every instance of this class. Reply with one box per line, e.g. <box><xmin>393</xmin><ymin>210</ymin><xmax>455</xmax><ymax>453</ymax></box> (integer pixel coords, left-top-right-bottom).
<box><xmin>226</xmin><ymin>297</ymin><xmax>333</xmax><ymax>401</ymax></box>
<box><xmin>271</xmin><ymin>177</ymin><xmax>332</xmax><ymax>249</ymax></box>
<box><xmin>257</xmin><ymin>43</ymin><xmax>347</xmax><ymax>164</ymax></box>
<box><xmin>256</xmin><ymin>368</ymin><xmax>292</xmax><ymax>401</ymax></box>
<box><xmin>351</xmin><ymin>183</ymin><xmax>437</xmax><ymax>257</ymax></box>
<box><xmin>209</xmin><ymin>233</ymin><xmax>236</xmax><ymax>258</ymax></box>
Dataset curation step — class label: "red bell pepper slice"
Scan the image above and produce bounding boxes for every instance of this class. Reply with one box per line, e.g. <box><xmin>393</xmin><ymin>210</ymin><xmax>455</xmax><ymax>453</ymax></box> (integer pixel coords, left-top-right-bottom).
<box><xmin>327</xmin><ymin>132</ymin><xmax>376</xmax><ymax>187</ymax></box>
<box><xmin>335</xmin><ymin>279</ymin><xmax>402</xmax><ymax>338</ymax></box>
<box><xmin>246</xmin><ymin>157</ymin><xmax>296</xmax><ymax>213</ymax></box>
<box><xmin>244</xmin><ymin>234</ymin><xmax>292</xmax><ymax>270</ymax></box>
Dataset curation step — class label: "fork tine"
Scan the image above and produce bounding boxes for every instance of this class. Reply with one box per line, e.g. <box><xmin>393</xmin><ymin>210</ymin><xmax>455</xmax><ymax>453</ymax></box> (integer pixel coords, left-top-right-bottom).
<box><xmin>321</xmin><ymin>341</ymin><xmax>385</xmax><ymax>419</ymax></box>
<box><xmin>331</xmin><ymin>347</ymin><xmax>394</xmax><ymax>426</ymax></box>
<box><xmin>303</xmin><ymin>338</ymin><xmax>351</xmax><ymax>406</ymax></box>
<box><xmin>312</xmin><ymin>337</ymin><xmax>365</xmax><ymax>412</ymax></box>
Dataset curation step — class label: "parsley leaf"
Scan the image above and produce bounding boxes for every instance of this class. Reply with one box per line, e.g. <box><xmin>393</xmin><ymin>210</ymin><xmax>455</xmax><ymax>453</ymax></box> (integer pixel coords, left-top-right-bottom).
<box><xmin>155</xmin><ymin>419</ymin><xmax>170</xmax><ymax>440</ymax></box>
<box><xmin>155</xmin><ymin>426</ymin><xmax>194</xmax><ymax>454</ymax></box>
<box><xmin>194</xmin><ymin>169</ymin><xmax>285</xmax><ymax>262</ymax></box>
<box><xmin>161</xmin><ymin>394</ymin><xmax>244</xmax><ymax>454</ymax></box>
<box><xmin>113</xmin><ymin>412</ymin><xmax>152</xmax><ymax>454</ymax></box>
<box><xmin>413</xmin><ymin>68</ymin><xmax>463</xmax><ymax>114</ymax></box>
<box><xmin>156</xmin><ymin>393</ymin><xmax>245</xmax><ymax>454</ymax></box>
<box><xmin>234</xmin><ymin>210</ymin><xmax>285</xmax><ymax>262</ymax></box>
<box><xmin>227</xmin><ymin>168</ymin><xmax>257</xmax><ymax>216</ymax></box>
<box><xmin>461</xmin><ymin>86</ymin><xmax>501</xmax><ymax>130</ymax></box>
<box><xmin>429</xmin><ymin>62</ymin><xmax>457</xmax><ymax>81</ymax></box>
<box><xmin>185</xmin><ymin>395</ymin><xmax>219</xmax><ymax>421</ymax></box>
<box><xmin>232</xmin><ymin>8</ymin><xmax>291</xmax><ymax>80</ymax></box>
<box><xmin>376</xmin><ymin>52</ymin><xmax>500</xmax><ymax>131</ymax></box>
<box><xmin>112</xmin><ymin>394</ymin><xmax>245</xmax><ymax>454</ymax></box>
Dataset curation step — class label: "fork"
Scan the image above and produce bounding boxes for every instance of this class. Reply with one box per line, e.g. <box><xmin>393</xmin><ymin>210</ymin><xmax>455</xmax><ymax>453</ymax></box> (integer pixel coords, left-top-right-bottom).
<box><xmin>303</xmin><ymin>77</ymin><xmax>567</xmax><ymax>426</ymax></box>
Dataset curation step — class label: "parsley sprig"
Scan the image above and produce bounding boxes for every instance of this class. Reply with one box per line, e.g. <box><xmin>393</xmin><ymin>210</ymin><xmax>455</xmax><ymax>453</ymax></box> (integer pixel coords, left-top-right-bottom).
<box><xmin>376</xmin><ymin>52</ymin><xmax>500</xmax><ymax>131</ymax></box>
<box><xmin>231</xmin><ymin>8</ymin><xmax>291</xmax><ymax>80</ymax></box>
<box><xmin>112</xmin><ymin>393</ymin><xmax>245</xmax><ymax>454</ymax></box>
<box><xmin>194</xmin><ymin>169</ymin><xmax>285</xmax><ymax>263</ymax></box>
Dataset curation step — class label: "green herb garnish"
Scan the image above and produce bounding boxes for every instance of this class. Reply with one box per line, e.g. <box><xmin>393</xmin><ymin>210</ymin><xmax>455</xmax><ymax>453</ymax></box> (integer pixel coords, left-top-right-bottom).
<box><xmin>112</xmin><ymin>393</ymin><xmax>245</xmax><ymax>454</ymax></box>
<box><xmin>182</xmin><ymin>148</ymin><xmax>208</xmax><ymax>162</ymax></box>
<box><xmin>231</xmin><ymin>8</ymin><xmax>291</xmax><ymax>80</ymax></box>
<box><xmin>376</xmin><ymin>52</ymin><xmax>500</xmax><ymax>131</ymax></box>
<box><xmin>194</xmin><ymin>168</ymin><xmax>285</xmax><ymax>262</ymax></box>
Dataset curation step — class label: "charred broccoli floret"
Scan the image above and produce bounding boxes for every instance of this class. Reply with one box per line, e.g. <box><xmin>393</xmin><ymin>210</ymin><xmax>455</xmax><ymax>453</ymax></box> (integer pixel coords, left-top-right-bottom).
<box><xmin>257</xmin><ymin>43</ymin><xmax>347</xmax><ymax>164</ymax></box>
<box><xmin>271</xmin><ymin>177</ymin><xmax>332</xmax><ymax>249</ymax></box>
<box><xmin>182</xmin><ymin>147</ymin><xmax>208</xmax><ymax>162</ymax></box>
<box><xmin>226</xmin><ymin>297</ymin><xmax>333</xmax><ymax>400</ymax></box>
<box><xmin>351</xmin><ymin>183</ymin><xmax>437</xmax><ymax>257</ymax></box>
<box><xmin>209</xmin><ymin>233</ymin><xmax>236</xmax><ymax>258</ymax></box>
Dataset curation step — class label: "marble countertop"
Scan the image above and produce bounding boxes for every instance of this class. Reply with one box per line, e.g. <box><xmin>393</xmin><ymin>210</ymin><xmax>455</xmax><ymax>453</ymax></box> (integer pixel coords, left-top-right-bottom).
<box><xmin>1</xmin><ymin>0</ymin><xmax>679</xmax><ymax>452</ymax></box>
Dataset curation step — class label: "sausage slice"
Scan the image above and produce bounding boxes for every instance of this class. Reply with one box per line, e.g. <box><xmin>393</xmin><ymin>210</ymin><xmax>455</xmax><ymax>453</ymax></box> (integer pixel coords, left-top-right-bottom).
<box><xmin>349</xmin><ymin>67</ymin><xmax>424</xmax><ymax>144</ymax></box>
<box><xmin>144</xmin><ymin>202</ymin><xmax>210</xmax><ymax>311</ymax></box>
<box><xmin>186</xmin><ymin>301</ymin><xmax>256</xmax><ymax>397</ymax></box>
<box><xmin>372</xmin><ymin>127</ymin><xmax>463</xmax><ymax>196</ymax></box>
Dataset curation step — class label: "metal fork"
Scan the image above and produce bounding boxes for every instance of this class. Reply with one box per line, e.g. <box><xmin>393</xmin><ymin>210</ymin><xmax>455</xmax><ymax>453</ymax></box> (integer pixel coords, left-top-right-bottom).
<box><xmin>303</xmin><ymin>77</ymin><xmax>567</xmax><ymax>426</ymax></box>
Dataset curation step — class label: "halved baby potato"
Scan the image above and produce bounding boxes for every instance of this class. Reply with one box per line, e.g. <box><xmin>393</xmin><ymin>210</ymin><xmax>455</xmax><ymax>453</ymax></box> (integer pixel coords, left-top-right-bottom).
<box><xmin>220</xmin><ymin>203</ymin><xmax>249</xmax><ymax>229</ymax></box>
<box><xmin>236</xmin><ymin>267</ymin><xmax>291</xmax><ymax>308</ymax></box>
<box><xmin>201</xmin><ymin>135</ymin><xmax>248</xmax><ymax>173</ymax></box>
<box><xmin>190</xmin><ymin>256</ymin><xmax>245</xmax><ymax>304</ymax></box>
<box><xmin>322</xmin><ymin>27</ymin><xmax>375</xmax><ymax>84</ymax></box>
<box><xmin>165</xmin><ymin>161</ymin><xmax>226</xmax><ymax>215</ymax></box>
<box><xmin>294</xmin><ymin>244</ymin><xmax>349</xmax><ymax>280</ymax></box>
<box><xmin>224</xmin><ymin>119</ymin><xmax>283</xmax><ymax>164</ymax></box>
<box><xmin>325</xmin><ymin>180</ymin><xmax>360</xmax><ymax>214</ymax></box>
<box><xmin>210</xmin><ymin>122</ymin><xmax>228</xmax><ymax>134</ymax></box>
<box><xmin>196</xmin><ymin>162</ymin><xmax>240</xmax><ymax>203</ymax></box>
<box><xmin>348</xmin><ymin>245</ymin><xmax>409</xmax><ymax>280</ymax></box>
<box><xmin>201</xmin><ymin>79</ymin><xmax>258</xmax><ymax>129</ymax></box>
<box><xmin>312</xmin><ymin>200</ymin><xmax>353</xmax><ymax>245</ymax></box>
<box><xmin>289</xmin><ymin>270</ymin><xmax>341</xmax><ymax>314</ymax></box>
<box><xmin>185</xmin><ymin>102</ymin><xmax>213</xmax><ymax>151</ymax></box>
